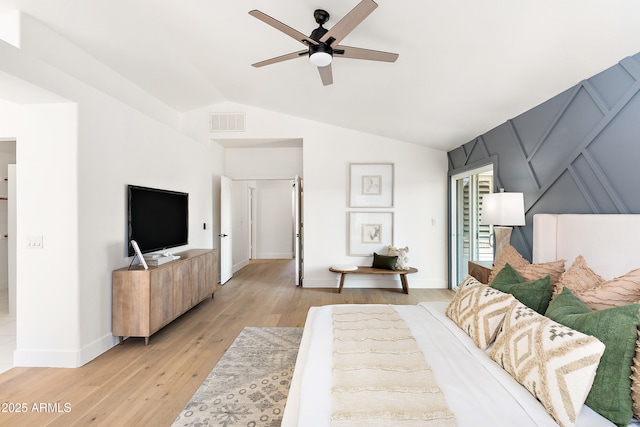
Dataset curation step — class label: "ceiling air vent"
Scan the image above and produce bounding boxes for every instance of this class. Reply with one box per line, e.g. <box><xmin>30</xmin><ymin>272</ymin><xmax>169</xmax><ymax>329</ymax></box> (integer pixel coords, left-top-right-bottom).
<box><xmin>210</xmin><ymin>112</ymin><xmax>246</xmax><ymax>132</ymax></box>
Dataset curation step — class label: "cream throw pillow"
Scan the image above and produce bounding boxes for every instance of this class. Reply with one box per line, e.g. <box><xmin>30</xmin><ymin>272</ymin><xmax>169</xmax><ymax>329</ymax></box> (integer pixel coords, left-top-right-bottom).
<box><xmin>446</xmin><ymin>275</ymin><xmax>515</xmax><ymax>350</ymax></box>
<box><xmin>490</xmin><ymin>301</ymin><xmax>605</xmax><ymax>427</ymax></box>
<box><xmin>386</xmin><ymin>245</ymin><xmax>409</xmax><ymax>270</ymax></box>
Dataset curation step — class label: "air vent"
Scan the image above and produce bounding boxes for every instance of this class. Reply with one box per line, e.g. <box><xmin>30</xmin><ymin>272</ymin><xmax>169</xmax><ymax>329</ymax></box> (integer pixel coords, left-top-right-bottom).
<box><xmin>210</xmin><ymin>112</ymin><xmax>246</xmax><ymax>132</ymax></box>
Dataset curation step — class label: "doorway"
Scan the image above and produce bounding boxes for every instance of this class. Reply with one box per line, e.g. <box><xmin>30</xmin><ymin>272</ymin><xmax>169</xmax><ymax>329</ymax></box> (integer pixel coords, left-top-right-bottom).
<box><xmin>0</xmin><ymin>140</ymin><xmax>16</xmax><ymax>374</ymax></box>
<box><xmin>450</xmin><ymin>165</ymin><xmax>493</xmax><ymax>287</ymax></box>
<box><xmin>228</xmin><ymin>179</ymin><xmax>302</xmax><ymax>281</ymax></box>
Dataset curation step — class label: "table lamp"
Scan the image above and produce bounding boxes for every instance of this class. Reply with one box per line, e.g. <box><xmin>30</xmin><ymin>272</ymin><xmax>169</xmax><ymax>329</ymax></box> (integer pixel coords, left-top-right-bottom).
<box><xmin>480</xmin><ymin>190</ymin><xmax>525</xmax><ymax>260</ymax></box>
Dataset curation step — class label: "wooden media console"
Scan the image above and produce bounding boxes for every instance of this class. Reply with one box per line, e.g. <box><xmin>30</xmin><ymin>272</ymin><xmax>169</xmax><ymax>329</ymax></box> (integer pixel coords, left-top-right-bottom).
<box><xmin>112</xmin><ymin>249</ymin><xmax>218</xmax><ymax>345</ymax></box>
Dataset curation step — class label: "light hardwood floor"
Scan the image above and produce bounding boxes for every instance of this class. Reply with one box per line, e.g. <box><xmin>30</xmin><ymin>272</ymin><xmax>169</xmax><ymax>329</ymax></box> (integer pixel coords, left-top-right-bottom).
<box><xmin>0</xmin><ymin>259</ymin><xmax>454</xmax><ymax>426</ymax></box>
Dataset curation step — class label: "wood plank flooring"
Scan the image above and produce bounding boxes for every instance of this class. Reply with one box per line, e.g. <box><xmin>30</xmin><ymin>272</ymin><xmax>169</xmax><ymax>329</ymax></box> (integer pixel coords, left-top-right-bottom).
<box><xmin>0</xmin><ymin>259</ymin><xmax>453</xmax><ymax>426</ymax></box>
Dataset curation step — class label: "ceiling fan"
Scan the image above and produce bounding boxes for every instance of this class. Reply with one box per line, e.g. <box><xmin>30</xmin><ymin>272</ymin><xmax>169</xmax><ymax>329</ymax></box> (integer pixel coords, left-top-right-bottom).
<box><xmin>249</xmin><ymin>0</ymin><xmax>399</xmax><ymax>86</ymax></box>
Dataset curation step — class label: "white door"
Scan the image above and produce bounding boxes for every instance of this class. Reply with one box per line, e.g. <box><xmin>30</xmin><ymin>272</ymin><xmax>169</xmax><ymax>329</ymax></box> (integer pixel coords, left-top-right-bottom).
<box><xmin>219</xmin><ymin>176</ymin><xmax>233</xmax><ymax>284</ymax></box>
<box><xmin>293</xmin><ymin>176</ymin><xmax>303</xmax><ymax>286</ymax></box>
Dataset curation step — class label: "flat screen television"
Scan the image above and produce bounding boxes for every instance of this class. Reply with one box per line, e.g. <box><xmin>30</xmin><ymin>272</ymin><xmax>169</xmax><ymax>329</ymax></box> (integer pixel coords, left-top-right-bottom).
<box><xmin>127</xmin><ymin>185</ymin><xmax>189</xmax><ymax>256</ymax></box>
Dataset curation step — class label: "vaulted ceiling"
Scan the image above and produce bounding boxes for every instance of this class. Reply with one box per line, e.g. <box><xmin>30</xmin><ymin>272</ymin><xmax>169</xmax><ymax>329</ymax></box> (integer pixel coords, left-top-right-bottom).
<box><xmin>1</xmin><ymin>0</ymin><xmax>639</xmax><ymax>151</ymax></box>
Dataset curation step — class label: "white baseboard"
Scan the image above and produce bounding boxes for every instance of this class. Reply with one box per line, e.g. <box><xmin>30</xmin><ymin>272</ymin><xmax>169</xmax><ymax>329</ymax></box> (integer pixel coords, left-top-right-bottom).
<box><xmin>233</xmin><ymin>258</ymin><xmax>250</xmax><ymax>273</ymax></box>
<box><xmin>14</xmin><ymin>333</ymin><xmax>116</xmax><ymax>368</ymax></box>
<box><xmin>78</xmin><ymin>333</ymin><xmax>119</xmax><ymax>366</ymax></box>
<box><xmin>256</xmin><ymin>252</ymin><xmax>293</xmax><ymax>259</ymax></box>
<box><xmin>301</xmin><ymin>277</ymin><xmax>447</xmax><ymax>289</ymax></box>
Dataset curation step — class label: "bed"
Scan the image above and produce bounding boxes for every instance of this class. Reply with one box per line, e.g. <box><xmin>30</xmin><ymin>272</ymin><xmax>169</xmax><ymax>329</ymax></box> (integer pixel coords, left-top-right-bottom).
<box><xmin>282</xmin><ymin>214</ymin><xmax>640</xmax><ymax>427</ymax></box>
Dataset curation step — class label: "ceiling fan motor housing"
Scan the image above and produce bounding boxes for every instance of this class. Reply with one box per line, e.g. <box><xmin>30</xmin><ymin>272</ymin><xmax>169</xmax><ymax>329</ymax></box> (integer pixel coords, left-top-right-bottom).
<box><xmin>310</xmin><ymin>43</ymin><xmax>333</xmax><ymax>57</ymax></box>
<box><xmin>309</xmin><ymin>43</ymin><xmax>333</xmax><ymax>67</ymax></box>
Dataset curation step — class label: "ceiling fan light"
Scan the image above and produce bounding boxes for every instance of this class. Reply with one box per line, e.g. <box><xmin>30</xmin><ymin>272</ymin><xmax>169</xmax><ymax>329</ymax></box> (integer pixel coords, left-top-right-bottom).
<box><xmin>310</xmin><ymin>52</ymin><xmax>332</xmax><ymax>67</ymax></box>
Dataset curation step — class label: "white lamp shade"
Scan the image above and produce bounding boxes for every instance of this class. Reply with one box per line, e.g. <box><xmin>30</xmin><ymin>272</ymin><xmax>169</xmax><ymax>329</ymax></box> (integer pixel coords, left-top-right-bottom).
<box><xmin>310</xmin><ymin>52</ymin><xmax>332</xmax><ymax>67</ymax></box>
<box><xmin>480</xmin><ymin>192</ymin><xmax>525</xmax><ymax>226</ymax></box>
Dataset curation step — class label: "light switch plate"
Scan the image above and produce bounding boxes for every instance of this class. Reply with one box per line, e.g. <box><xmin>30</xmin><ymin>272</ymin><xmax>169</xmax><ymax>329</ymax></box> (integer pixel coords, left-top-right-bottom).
<box><xmin>27</xmin><ymin>235</ymin><xmax>43</xmax><ymax>249</ymax></box>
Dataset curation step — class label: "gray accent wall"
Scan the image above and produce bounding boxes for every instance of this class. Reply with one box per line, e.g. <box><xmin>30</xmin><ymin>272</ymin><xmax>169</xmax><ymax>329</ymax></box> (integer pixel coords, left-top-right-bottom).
<box><xmin>448</xmin><ymin>52</ymin><xmax>640</xmax><ymax>263</ymax></box>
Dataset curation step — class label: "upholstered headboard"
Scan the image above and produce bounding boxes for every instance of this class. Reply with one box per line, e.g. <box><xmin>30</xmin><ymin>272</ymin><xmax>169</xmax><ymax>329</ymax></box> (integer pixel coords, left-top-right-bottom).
<box><xmin>533</xmin><ymin>214</ymin><xmax>640</xmax><ymax>280</ymax></box>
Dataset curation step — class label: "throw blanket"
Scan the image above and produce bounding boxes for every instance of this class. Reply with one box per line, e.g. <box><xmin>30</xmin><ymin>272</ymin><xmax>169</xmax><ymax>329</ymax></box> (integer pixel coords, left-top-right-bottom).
<box><xmin>331</xmin><ymin>305</ymin><xmax>456</xmax><ymax>427</ymax></box>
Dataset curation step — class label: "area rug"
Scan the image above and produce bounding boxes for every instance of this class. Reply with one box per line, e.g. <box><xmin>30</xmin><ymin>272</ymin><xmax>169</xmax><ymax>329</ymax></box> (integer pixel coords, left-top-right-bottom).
<box><xmin>172</xmin><ymin>327</ymin><xmax>303</xmax><ymax>427</ymax></box>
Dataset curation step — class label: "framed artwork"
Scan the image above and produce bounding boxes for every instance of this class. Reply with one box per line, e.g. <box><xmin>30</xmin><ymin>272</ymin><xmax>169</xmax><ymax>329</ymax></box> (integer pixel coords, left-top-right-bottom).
<box><xmin>349</xmin><ymin>212</ymin><xmax>393</xmax><ymax>256</ymax></box>
<box><xmin>349</xmin><ymin>163</ymin><xmax>394</xmax><ymax>207</ymax></box>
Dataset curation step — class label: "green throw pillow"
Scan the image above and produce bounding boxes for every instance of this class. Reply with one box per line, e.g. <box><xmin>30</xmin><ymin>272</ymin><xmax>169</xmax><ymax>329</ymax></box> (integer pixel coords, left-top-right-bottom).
<box><xmin>490</xmin><ymin>264</ymin><xmax>553</xmax><ymax>314</ymax></box>
<box><xmin>372</xmin><ymin>253</ymin><xmax>397</xmax><ymax>270</ymax></box>
<box><xmin>545</xmin><ymin>287</ymin><xmax>640</xmax><ymax>427</ymax></box>
<box><xmin>490</xmin><ymin>263</ymin><xmax>525</xmax><ymax>284</ymax></box>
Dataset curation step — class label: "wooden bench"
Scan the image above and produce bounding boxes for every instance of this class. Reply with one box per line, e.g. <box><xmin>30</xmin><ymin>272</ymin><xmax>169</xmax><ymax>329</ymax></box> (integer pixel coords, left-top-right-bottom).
<box><xmin>329</xmin><ymin>266</ymin><xmax>418</xmax><ymax>294</ymax></box>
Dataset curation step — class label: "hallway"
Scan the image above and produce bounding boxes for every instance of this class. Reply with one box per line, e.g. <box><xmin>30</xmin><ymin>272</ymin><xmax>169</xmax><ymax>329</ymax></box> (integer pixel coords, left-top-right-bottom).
<box><xmin>0</xmin><ymin>289</ymin><xmax>15</xmax><ymax>374</ymax></box>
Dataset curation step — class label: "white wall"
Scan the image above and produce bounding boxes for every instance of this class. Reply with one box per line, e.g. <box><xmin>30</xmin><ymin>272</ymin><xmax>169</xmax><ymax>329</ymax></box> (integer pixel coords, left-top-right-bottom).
<box><xmin>0</xmin><ymin>16</ymin><xmax>223</xmax><ymax>367</ymax></box>
<box><xmin>184</xmin><ymin>102</ymin><xmax>449</xmax><ymax>290</ymax></box>
<box><xmin>231</xmin><ymin>180</ymin><xmax>253</xmax><ymax>271</ymax></box>
<box><xmin>231</xmin><ymin>179</ymin><xmax>295</xmax><ymax>267</ymax></box>
<box><xmin>302</xmin><ymin>129</ymin><xmax>448</xmax><ymax>289</ymax></box>
<box><xmin>225</xmin><ymin>147</ymin><xmax>302</xmax><ymax>180</ymax></box>
<box><xmin>0</xmin><ymin>100</ymin><xmax>83</xmax><ymax>366</ymax></box>
<box><xmin>255</xmin><ymin>180</ymin><xmax>293</xmax><ymax>259</ymax></box>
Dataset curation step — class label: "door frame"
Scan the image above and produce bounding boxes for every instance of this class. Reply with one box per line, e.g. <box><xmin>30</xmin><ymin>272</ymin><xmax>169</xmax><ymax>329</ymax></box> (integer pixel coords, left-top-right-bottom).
<box><xmin>448</xmin><ymin>159</ymin><xmax>495</xmax><ymax>288</ymax></box>
<box><xmin>219</xmin><ymin>176</ymin><xmax>233</xmax><ymax>284</ymax></box>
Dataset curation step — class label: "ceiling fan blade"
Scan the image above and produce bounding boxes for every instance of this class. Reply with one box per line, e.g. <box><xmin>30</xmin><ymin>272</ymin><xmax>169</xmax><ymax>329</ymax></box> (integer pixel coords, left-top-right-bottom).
<box><xmin>252</xmin><ymin>50</ymin><xmax>308</xmax><ymax>67</ymax></box>
<box><xmin>249</xmin><ymin>10</ymin><xmax>318</xmax><ymax>46</ymax></box>
<box><xmin>318</xmin><ymin>64</ymin><xmax>333</xmax><ymax>86</ymax></box>
<box><xmin>320</xmin><ymin>0</ymin><xmax>378</xmax><ymax>46</ymax></box>
<box><xmin>334</xmin><ymin>45</ymin><xmax>398</xmax><ymax>62</ymax></box>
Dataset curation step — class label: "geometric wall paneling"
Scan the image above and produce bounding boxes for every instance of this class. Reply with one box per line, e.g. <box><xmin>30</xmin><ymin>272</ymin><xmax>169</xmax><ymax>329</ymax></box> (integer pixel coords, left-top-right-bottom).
<box><xmin>460</xmin><ymin>137</ymin><xmax>488</xmax><ymax>166</ymax></box>
<box><xmin>589</xmin><ymin>59</ymin><xmax>638</xmax><ymax>110</ymax></box>
<box><xmin>448</xmin><ymin>52</ymin><xmax>640</xmax><ymax>260</ymax></box>
<box><xmin>511</xmin><ymin>88</ymin><xmax>573</xmax><ymax>153</ymax></box>
<box><xmin>588</xmin><ymin>92</ymin><xmax>640</xmax><ymax>212</ymax></box>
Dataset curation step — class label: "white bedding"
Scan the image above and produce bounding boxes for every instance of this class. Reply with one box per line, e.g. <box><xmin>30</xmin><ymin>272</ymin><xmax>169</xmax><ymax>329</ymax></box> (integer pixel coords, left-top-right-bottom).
<box><xmin>282</xmin><ymin>302</ymin><xmax>616</xmax><ymax>427</ymax></box>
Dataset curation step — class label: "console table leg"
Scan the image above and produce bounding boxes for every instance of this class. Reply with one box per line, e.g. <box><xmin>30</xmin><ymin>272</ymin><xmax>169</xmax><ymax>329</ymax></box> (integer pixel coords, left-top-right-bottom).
<box><xmin>119</xmin><ymin>336</ymin><xmax>123</xmax><ymax>345</ymax></box>
<box><xmin>338</xmin><ymin>273</ymin><xmax>346</xmax><ymax>293</ymax></box>
<box><xmin>144</xmin><ymin>337</ymin><xmax>149</xmax><ymax>346</ymax></box>
<box><xmin>400</xmin><ymin>274</ymin><xmax>410</xmax><ymax>294</ymax></box>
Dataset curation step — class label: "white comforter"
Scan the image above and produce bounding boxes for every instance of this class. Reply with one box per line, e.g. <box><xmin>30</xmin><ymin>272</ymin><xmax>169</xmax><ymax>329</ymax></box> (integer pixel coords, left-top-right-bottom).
<box><xmin>282</xmin><ymin>302</ymin><xmax>617</xmax><ymax>427</ymax></box>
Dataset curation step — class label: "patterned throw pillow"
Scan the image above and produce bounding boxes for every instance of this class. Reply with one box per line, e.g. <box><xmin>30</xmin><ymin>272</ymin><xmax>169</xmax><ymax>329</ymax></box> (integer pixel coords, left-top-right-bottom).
<box><xmin>554</xmin><ymin>255</ymin><xmax>605</xmax><ymax>297</ymax></box>
<box><xmin>575</xmin><ymin>268</ymin><xmax>640</xmax><ymax>311</ymax></box>
<box><xmin>488</xmin><ymin>245</ymin><xmax>529</xmax><ymax>283</ymax></box>
<box><xmin>516</xmin><ymin>260</ymin><xmax>565</xmax><ymax>291</ymax></box>
<box><xmin>386</xmin><ymin>245</ymin><xmax>409</xmax><ymax>270</ymax></box>
<box><xmin>446</xmin><ymin>275</ymin><xmax>515</xmax><ymax>350</ymax></box>
<box><xmin>546</xmin><ymin>288</ymin><xmax>640</xmax><ymax>427</ymax></box>
<box><xmin>490</xmin><ymin>301</ymin><xmax>605</xmax><ymax>427</ymax></box>
<box><xmin>487</xmin><ymin>244</ymin><xmax>565</xmax><ymax>292</ymax></box>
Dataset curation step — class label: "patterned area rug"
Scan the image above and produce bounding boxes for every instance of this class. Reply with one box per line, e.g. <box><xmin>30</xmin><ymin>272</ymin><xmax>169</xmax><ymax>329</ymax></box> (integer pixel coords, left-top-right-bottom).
<box><xmin>172</xmin><ymin>327</ymin><xmax>303</xmax><ymax>427</ymax></box>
